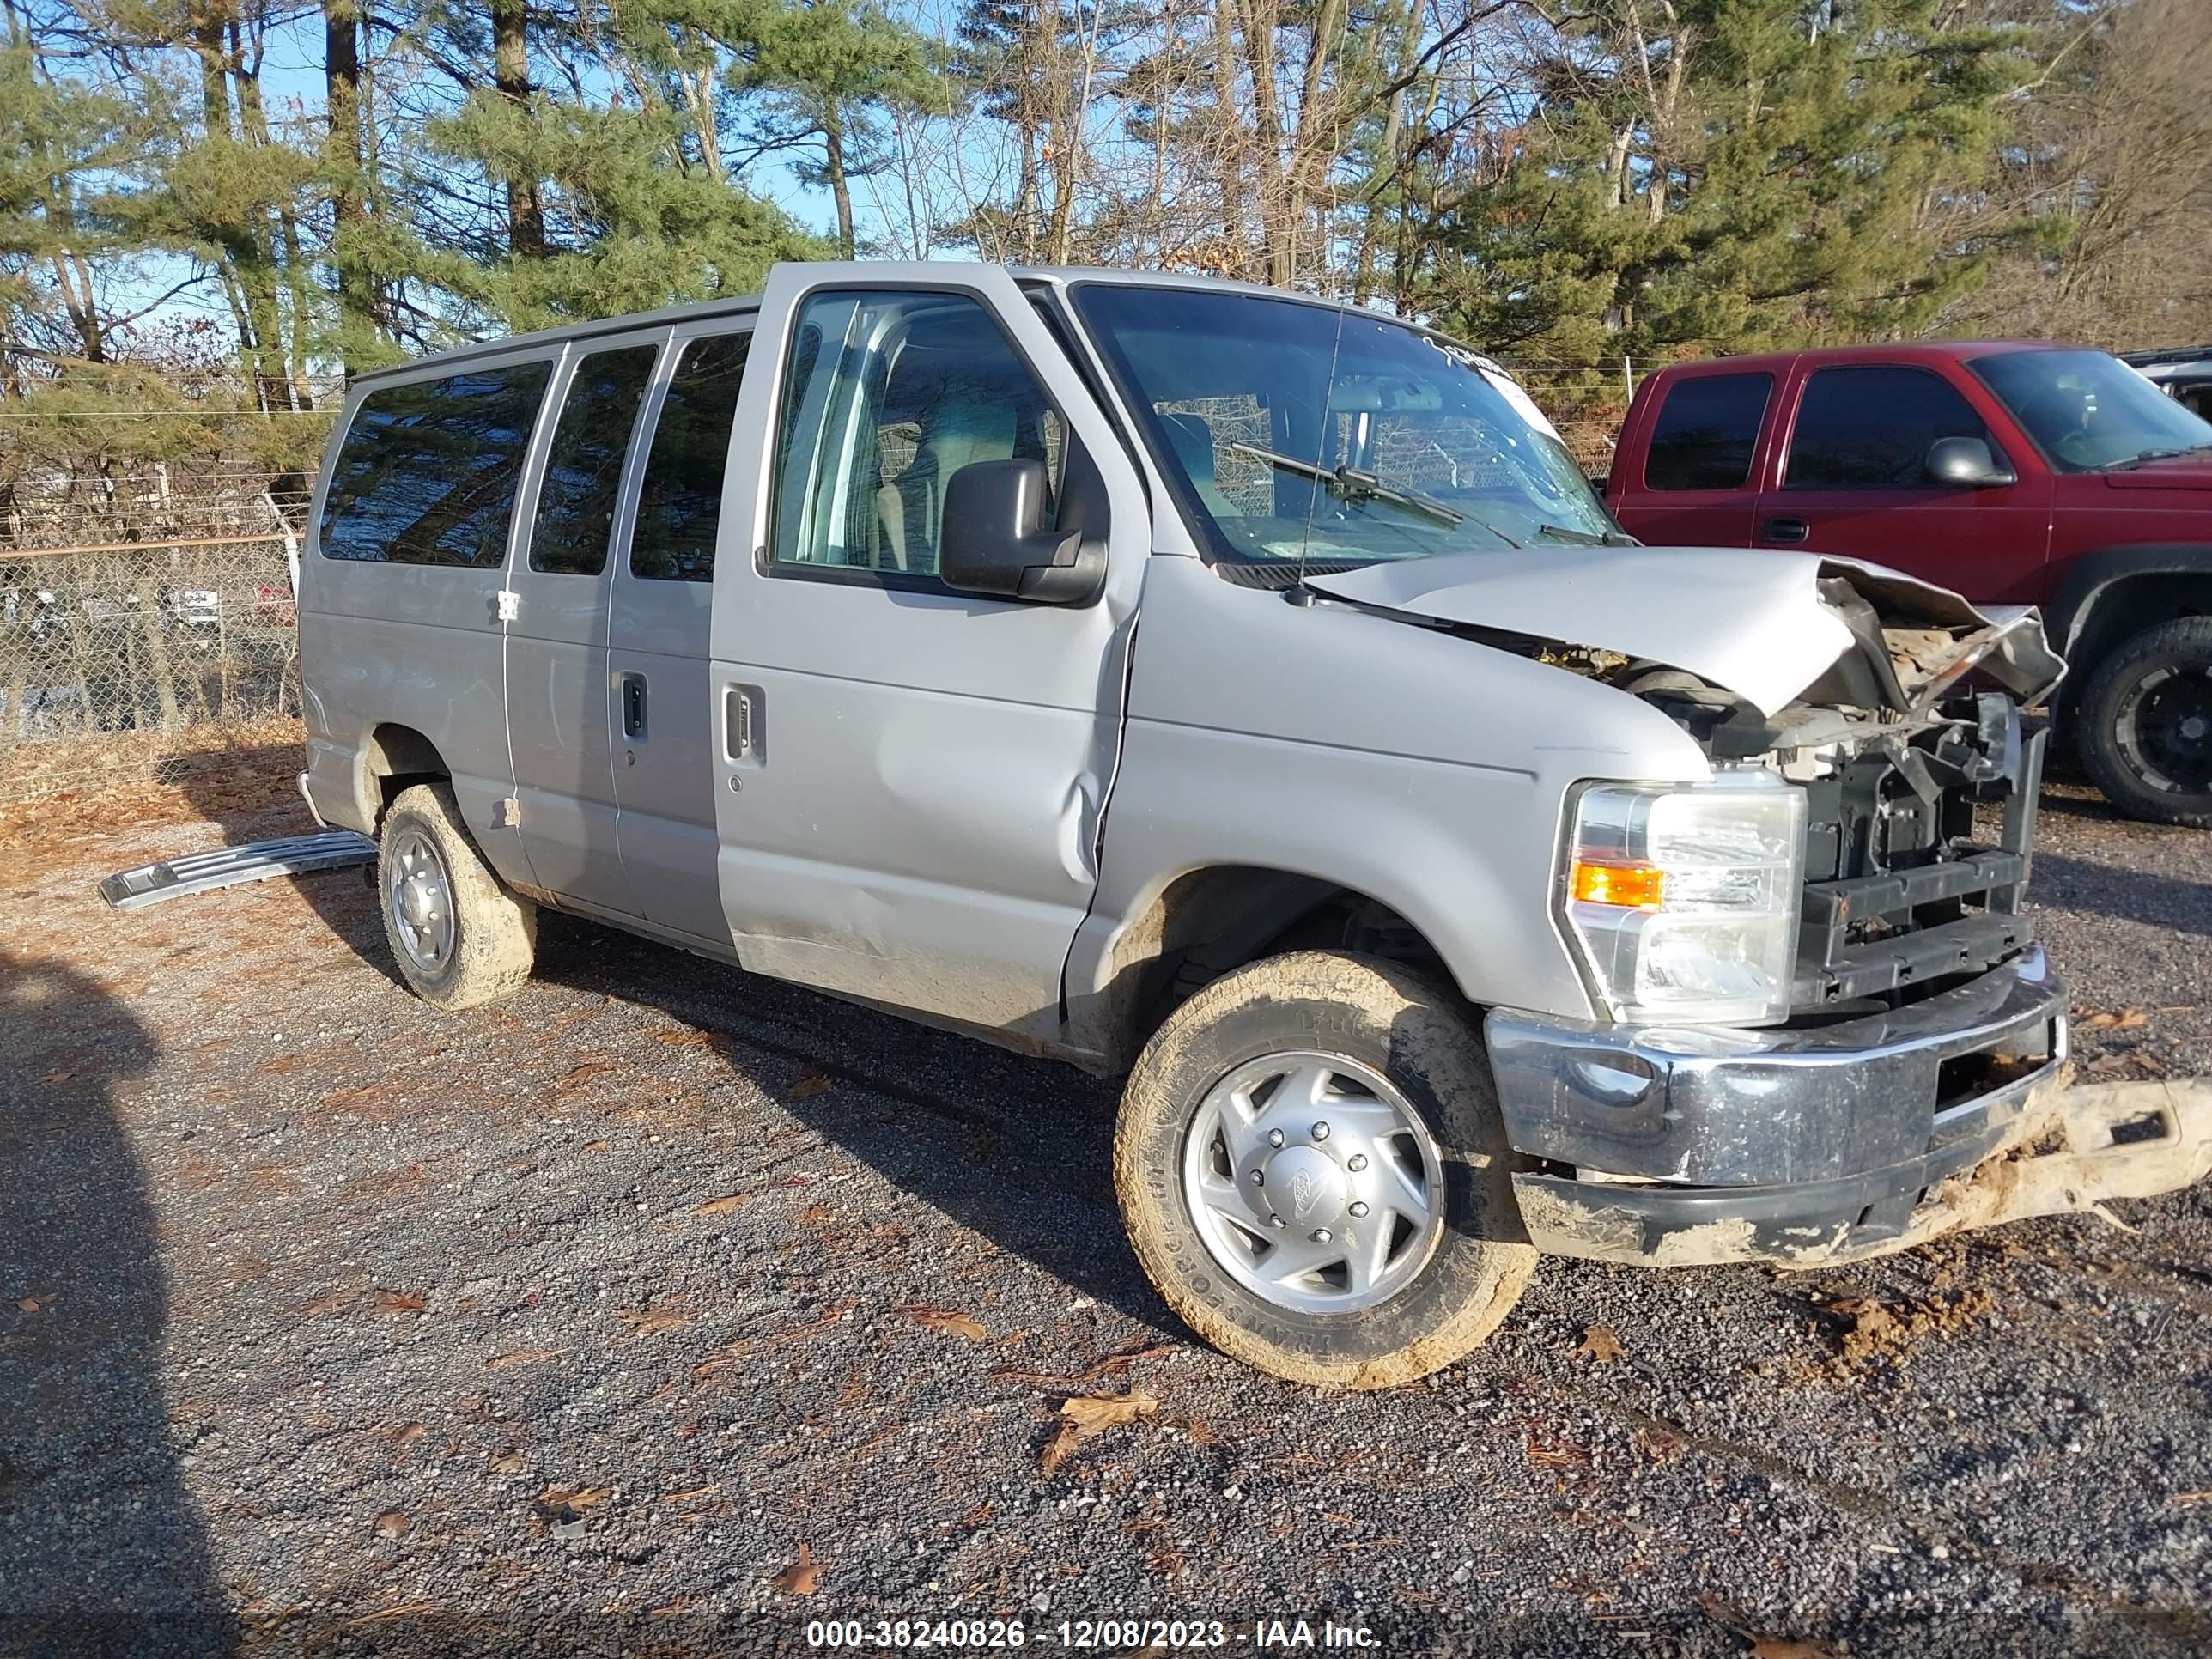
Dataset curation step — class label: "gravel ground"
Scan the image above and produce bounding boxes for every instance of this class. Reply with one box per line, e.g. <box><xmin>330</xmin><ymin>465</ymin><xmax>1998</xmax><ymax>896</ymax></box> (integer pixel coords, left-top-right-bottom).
<box><xmin>1</xmin><ymin>779</ymin><xmax>2208</xmax><ymax>1658</ymax></box>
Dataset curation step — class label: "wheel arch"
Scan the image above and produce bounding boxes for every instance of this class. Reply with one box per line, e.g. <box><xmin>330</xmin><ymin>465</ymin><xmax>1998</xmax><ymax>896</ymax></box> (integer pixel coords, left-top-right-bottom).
<box><xmin>359</xmin><ymin>722</ymin><xmax>453</xmax><ymax>827</ymax></box>
<box><xmin>2046</xmin><ymin>546</ymin><xmax>2212</xmax><ymax>705</ymax></box>
<box><xmin>1073</xmin><ymin>862</ymin><xmax>1463</xmax><ymax>1073</ymax></box>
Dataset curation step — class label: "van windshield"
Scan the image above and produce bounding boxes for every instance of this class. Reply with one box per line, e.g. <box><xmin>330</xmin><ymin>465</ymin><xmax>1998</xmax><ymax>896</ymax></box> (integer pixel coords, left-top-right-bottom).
<box><xmin>1071</xmin><ymin>284</ymin><xmax>1624</xmax><ymax>568</ymax></box>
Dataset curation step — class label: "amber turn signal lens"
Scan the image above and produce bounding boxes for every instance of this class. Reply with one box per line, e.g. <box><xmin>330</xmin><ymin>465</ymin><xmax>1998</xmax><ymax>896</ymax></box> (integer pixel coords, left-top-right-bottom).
<box><xmin>1570</xmin><ymin>860</ymin><xmax>1665</xmax><ymax>909</ymax></box>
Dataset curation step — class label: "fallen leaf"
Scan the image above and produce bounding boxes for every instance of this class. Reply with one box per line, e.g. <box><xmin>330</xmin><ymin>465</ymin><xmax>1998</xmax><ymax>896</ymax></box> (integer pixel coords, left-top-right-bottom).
<box><xmin>1747</xmin><ymin>1642</ymin><xmax>1836</xmax><ymax>1659</ymax></box>
<box><xmin>388</xmin><ymin>1422</ymin><xmax>425</xmax><ymax>1446</ymax></box>
<box><xmin>2170</xmin><ymin>1491</ymin><xmax>2212</xmax><ymax>1508</ymax></box>
<box><xmin>556</xmin><ymin>1060</ymin><xmax>617</xmax><ymax>1092</ymax></box>
<box><xmin>1526</xmin><ymin>1434</ymin><xmax>1591</xmax><ymax>1469</ymax></box>
<box><xmin>538</xmin><ymin>1484</ymin><xmax>611</xmax><ymax>1512</ymax></box>
<box><xmin>582</xmin><ymin>1139</ymin><xmax>610</xmax><ymax>1153</ymax></box>
<box><xmin>656</xmin><ymin>1028</ymin><xmax>720</xmax><ymax>1049</ymax></box>
<box><xmin>771</xmin><ymin>1543</ymin><xmax>822</xmax><ymax>1595</ymax></box>
<box><xmin>990</xmin><ymin>1337</ymin><xmax>1174</xmax><ymax>1389</ymax></box>
<box><xmin>909</xmin><ymin>1306</ymin><xmax>988</xmax><ymax>1341</ymax></box>
<box><xmin>694</xmin><ymin>1194</ymin><xmax>749</xmax><ymax>1217</ymax></box>
<box><xmin>17</xmin><ymin>1297</ymin><xmax>43</xmax><ymax>1315</ymax></box>
<box><xmin>489</xmin><ymin>1449</ymin><xmax>526</xmax><ymax>1474</ymax></box>
<box><xmin>787</xmin><ymin>1066</ymin><xmax>834</xmax><ymax>1099</ymax></box>
<box><xmin>1040</xmin><ymin>1389</ymin><xmax>1158</xmax><ymax>1475</ymax></box>
<box><xmin>39</xmin><ymin>1072</ymin><xmax>72</xmax><ymax>1085</ymax></box>
<box><xmin>373</xmin><ymin>1289</ymin><xmax>426</xmax><ymax>1316</ymax></box>
<box><xmin>258</xmin><ymin>1052</ymin><xmax>310</xmax><ymax>1075</ymax></box>
<box><xmin>372</xmin><ymin>1510</ymin><xmax>410</xmax><ymax>1539</ymax></box>
<box><xmin>1576</xmin><ymin>1324</ymin><xmax>1626</xmax><ymax>1364</ymax></box>
<box><xmin>486</xmin><ymin>1348</ymin><xmax>566</xmax><ymax>1369</ymax></box>
<box><xmin>619</xmin><ymin>1304</ymin><xmax>696</xmax><ymax>1335</ymax></box>
<box><xmin>305</xmin><ymin>1291</ymin><xmax>354</xmax><ymax>1316</ymax></box>
<box><xmin>2077</xmin><ymin>1006</ymin><xmax>2151</xmax><ymax>1031</ymax></box>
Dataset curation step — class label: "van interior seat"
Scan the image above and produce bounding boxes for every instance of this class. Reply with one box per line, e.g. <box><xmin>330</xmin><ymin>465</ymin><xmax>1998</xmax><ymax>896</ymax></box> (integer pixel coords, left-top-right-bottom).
<box><xmin>874</xmin><ymin>398</ymin><xmax>1017</xmax><ymax>574</ymax></box>
<box><xmin>1160</xmin><ymin>411</ymin><xmax>1242</xmax><ymax>519</ymax></box>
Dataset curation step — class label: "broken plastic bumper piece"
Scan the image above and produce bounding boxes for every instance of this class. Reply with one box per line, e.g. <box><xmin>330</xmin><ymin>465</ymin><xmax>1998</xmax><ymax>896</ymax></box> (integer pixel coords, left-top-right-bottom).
<box><xmin>1480</xmin><ymin>947</ymin><xmax>2210</xmax><ymax>1265</ymax></box>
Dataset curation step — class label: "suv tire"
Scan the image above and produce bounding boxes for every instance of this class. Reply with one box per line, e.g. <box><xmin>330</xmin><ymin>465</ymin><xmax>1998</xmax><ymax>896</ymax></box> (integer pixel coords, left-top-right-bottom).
<box><xmin>1113</xmin><ymin>951</ymin><xmax>1535</xmax><ymax>1388</ymax></box>
<box><xmin>2078</xmin><ymin>617</ymin><xmax>2212</xmax><ymax>828</ymax></box>
<box><xmin>377</xmin><ymin>782</ymin><xmax>537</xmax><ymax>1009</ymax></box>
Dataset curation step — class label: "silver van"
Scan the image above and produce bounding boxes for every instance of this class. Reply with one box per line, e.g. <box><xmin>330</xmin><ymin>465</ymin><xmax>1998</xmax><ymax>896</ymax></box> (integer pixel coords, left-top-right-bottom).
<box><xmin>299</xmin><ymin>263</ymin><xmax>2197</xmax><ymax>1387</ymax></box>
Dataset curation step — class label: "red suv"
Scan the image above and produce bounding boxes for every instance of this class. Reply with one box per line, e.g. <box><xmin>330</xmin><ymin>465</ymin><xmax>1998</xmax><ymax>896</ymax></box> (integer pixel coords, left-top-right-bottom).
<box><xmin>1607</xmin><ymin>343</ymin><xmax>2212</xmax><ymax>825</ymax></box>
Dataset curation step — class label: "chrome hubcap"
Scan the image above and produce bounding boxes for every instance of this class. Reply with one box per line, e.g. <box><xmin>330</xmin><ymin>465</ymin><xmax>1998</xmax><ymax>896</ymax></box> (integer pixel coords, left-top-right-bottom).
<box><xmin>387</xmin><ymin>829</ymin><xmax>455</xmax><ymax>973</ymax></box>
<box><xmin>1180</xmin><ymin>1050</ymin><xmax>1445</xmax><ymax>1315</ymax></box>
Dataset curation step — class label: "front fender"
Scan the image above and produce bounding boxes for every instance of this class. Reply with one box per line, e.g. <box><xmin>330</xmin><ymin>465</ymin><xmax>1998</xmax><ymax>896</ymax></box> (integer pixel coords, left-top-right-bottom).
<box><xmin>1066</xmin><ymin>560</ymin><xmax>1713</xmax><ymax>1060</ymax></box>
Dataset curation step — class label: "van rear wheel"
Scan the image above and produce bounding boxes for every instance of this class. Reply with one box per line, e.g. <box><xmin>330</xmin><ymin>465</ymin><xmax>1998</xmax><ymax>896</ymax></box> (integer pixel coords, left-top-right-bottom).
<box><xmin>377</xmin><ymin>782</ymin><xmax>536</xmax><ymax>1010</ymax></box>
<box><xmin>1112</xmin><ymin>951</ymin><xmax>1535</xmax><ymax>1389</ymax></box>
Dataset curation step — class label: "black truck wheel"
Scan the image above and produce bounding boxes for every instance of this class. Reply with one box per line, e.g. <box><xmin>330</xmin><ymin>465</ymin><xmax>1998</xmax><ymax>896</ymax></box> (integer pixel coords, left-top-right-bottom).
<box><xmin>2077</xmin><ymin>617</ymin><xmax>2212</xmax><ymax>828</ymax></box>
<box><xmin>1112</xmin><ymin>951</ymin><xmax>1535</xmax><ymax>1389</ymax></box>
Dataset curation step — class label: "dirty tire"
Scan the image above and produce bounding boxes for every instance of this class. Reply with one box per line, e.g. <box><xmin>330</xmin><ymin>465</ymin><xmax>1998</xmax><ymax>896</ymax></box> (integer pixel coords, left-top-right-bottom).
<box><xmin>377</xmin><ymin>782</ymin><xmax>536</xmax><ymax>1011</ymax></box>
<box><xmin>1113</xmin><ymin>951</ymin><xmax>1535</xmax><ymax>1389</ymax></box>
<box><xmin>2077</xmin><ymin>617</ymin><xmax>2212</xmax><ymax>828</ymax></box>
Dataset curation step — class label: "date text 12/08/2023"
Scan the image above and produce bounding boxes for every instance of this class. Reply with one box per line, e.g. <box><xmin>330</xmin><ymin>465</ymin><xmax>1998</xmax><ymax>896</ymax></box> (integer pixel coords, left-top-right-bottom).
<box><xmin>804</xmin><ymin>1618</ymin><xmax>1385</xmax><ymax>1650</ymax></box>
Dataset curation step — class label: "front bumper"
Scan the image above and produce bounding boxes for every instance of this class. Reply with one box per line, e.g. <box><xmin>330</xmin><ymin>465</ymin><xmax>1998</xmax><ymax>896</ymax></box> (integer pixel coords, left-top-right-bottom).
<box><xmin>1487</xmin><ymin>947</ymin><xmax>2087</xmax><ymax>1266</ymax></box>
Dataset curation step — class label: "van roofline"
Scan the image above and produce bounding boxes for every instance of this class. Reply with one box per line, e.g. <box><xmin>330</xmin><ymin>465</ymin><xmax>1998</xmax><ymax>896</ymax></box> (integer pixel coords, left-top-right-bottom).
<box><xmin>343</xmin><ymin>263</ymin><xmax>1455</xmax><ymax>390</ymax></box>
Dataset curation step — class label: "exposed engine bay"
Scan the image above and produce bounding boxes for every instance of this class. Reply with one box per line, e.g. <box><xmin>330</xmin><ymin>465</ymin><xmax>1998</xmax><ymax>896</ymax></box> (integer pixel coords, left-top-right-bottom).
<box><xmin>1301</xmin><ymin>550</ymin><xmax>2068</xmax><ymax>1018</ymax></box>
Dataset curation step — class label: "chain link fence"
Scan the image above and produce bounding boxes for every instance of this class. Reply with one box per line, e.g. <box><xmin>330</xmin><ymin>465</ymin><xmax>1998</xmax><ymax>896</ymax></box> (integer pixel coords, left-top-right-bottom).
<box><xmin>0</xmin><ymin>531</ymin><xmax>304</xmax><ymax>812</ymax></box>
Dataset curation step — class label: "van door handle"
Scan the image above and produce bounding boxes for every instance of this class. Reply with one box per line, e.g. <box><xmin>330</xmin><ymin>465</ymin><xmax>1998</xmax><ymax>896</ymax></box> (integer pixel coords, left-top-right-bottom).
<box><xmin>724</xmin><ymin>684</ymin><xmax>761</xmax><ymax>760</ymax></box>
<box><xmin>1763</xmin><ymin>517</ymin><xmax>1811</xmax><ymax>544</ymax></box>
<box><xmin>620</xmin><ymin>672</ymin><xmax>647</xmax><ymax>739</ymax></box>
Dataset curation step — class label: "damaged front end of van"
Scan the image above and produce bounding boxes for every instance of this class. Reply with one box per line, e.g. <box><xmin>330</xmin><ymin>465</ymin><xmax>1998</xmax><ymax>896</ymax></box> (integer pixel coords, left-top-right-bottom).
<box><xmin>1306</xmin><ymin>548</ymin><xmax>2212</xmax><ymax>1267</ymax></box>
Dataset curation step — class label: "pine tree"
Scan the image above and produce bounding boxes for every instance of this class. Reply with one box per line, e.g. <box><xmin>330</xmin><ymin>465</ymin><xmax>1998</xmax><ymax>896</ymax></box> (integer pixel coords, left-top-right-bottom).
<box><xmin>1425</xmin><ymin>0</ymin><xmax>2033</xmax><ymax>360</ymax></box>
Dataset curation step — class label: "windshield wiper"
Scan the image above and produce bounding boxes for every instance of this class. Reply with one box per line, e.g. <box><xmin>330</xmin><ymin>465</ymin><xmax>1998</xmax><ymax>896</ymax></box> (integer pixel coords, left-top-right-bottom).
<box><xmin>1530</xmin><ymin>521</ymin><xmax>1617</xmax><ymax>546</ymax></box>
<box><xmin>2109</xmin><ymin>442</ymin><xmax>2212</xmax><ymax>470</ymax></box>
<box><xmin>1227</xmin><ymin>441</ymin><xmax>1481</xmax><ymax>534</ymax></box>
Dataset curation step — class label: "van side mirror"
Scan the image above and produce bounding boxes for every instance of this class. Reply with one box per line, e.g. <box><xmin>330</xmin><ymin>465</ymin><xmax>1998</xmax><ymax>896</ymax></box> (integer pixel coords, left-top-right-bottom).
<box><xmin>939</xmin><ymin>459</ymin><xmax>1103</xmax><ymax>605</ymax></box>
<box><xmin>1925</xmin><ymin>436</ymin><xmax>2016</xmax><ymax>489</ymax></box>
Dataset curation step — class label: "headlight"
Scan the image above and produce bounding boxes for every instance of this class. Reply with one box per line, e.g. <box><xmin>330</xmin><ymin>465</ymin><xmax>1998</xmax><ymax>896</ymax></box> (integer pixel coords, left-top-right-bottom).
<box><xmin>1560</xmin><ymin>774</ymin><xmax>1805</xmax><ymax>1026</ymax></box>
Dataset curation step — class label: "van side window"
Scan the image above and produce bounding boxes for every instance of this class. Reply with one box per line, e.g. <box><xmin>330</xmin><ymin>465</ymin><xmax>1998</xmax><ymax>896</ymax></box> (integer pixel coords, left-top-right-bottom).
<box><xmin>771</xmin><ymin>290</ymin><xmax>1062</xmax><ymax>581</ymax></box>
<box><xmin>631</xmin><ymin>331</ymin><xmax>752</xmax><ymax>583</ymax></box>
<box><xmin>320</xmin><ymin>362</ymin><xmax>551</xmax><ymax>567</ymax></box>
<box><xmin>1784</xmin><ymin>367</ymin><xmax>1991</xmax><ymax>489</ymax></box>
<box><xmin>1644</xmin><ymin>374</ymin><xmax>1772</xmax><ymax>491</ymax></box>
<box><xmin>530</xmin><ymin>344</ymin><xmax>659</xmax><ymax>576</ymax></box>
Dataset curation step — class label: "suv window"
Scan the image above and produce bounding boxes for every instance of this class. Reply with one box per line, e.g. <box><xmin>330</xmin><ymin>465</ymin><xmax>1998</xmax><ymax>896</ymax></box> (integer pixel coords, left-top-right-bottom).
<box><xmin>1969</xmin><ymin>347</ymin><xmax>2212</xmax><ymax>472</ymax></box>
<box><xmin>1644</xmin><ymin>374</ymin><xmax>1772</xmax><ymax>491</ymax></box>
<box><xmin>321</xmin><ymin>362</ymin><xmax>552</xmax><ymax>566</ymax></box>
<box><xmin>632</xmin><ymin>331</ymin><xmax>752</xmax><ymax>583</ymax></box>
<box><xmin>772</xmin><ymin>289</ymin><xmax>1061</xmax><ymax>581</ymax></box>
<box><xmin>1784</xmin><ymin>366</ymin><xmax>1990</xmax><ymax>489</ymax></box>
<box><xmin>531</xmin><ymin>345</ymin><xmax>659</xmax><ymax>576</ymax></box>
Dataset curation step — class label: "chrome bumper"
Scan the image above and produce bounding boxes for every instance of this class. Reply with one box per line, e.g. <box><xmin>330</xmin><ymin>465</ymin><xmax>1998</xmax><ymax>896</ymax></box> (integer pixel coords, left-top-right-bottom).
<box><xmin>1486</xmin><ymin>947</ymin><xmax>2073</xmax><ymax>1264</ymax></box>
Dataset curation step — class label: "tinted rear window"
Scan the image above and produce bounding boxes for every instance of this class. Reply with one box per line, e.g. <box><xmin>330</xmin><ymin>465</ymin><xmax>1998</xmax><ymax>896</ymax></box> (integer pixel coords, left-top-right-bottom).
<box><xmin>632</xmin><ymin>331</ymin><xmax>751</xmax><ymax>583</ymax></box>
<box><xmin>320</xmin><ymin>362</ymin><xmax>552</xmax><ymax>567</ymax></box>
<box><xmin>530</xmin><ymin>345</ymin><xmax>659</xmax><ymax>576</ymax></box>
<box><xmin>1644</xmin><ymin>374</ymin><xmax>1772</xmax><ymax>491</ymax></box>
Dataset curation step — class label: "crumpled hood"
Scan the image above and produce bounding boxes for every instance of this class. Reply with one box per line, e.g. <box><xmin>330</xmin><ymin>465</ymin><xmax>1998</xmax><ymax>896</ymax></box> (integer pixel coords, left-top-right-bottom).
<box><xmin>1304</xmin><ymin>547</ymin><xmax>2065</xmax><ymax>717</ymax></box>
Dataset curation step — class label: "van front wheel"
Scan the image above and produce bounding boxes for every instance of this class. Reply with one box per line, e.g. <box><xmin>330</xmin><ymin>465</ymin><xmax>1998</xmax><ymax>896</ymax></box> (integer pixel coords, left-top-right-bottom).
<box><xmin>1112</xmin><ymin>951</ymin><xmax>1535</xmax><ymax>1389</ymax></box>
<box><xmin>377</xmin><ymin>782</ymin><xmax>537</xmax><ymax>1010</ymax></box>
